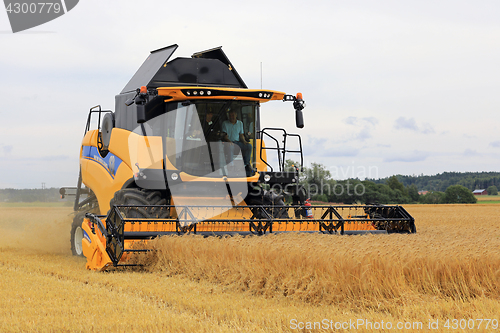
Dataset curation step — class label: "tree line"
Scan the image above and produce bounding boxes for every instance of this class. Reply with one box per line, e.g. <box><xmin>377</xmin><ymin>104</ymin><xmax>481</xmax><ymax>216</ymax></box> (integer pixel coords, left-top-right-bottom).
<box><xmin>0</xmin><ymin>188</ymin><xmax>63</xmax><ymax>203</ymax></box>
<box><xmin>367</xmin><ymin>171</ymin><xmax>500</xmax><ymax>192</ymax></box>
<box><xmin>288</xmin><ymin>161</ymin><xmax>490</xmax><ymax>204</ymax></box>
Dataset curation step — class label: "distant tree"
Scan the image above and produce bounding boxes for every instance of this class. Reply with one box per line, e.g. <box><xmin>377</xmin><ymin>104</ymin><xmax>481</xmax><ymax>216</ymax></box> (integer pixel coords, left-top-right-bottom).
<box><xmin>304</xmin><ymin>162</ymin><xmax>332</xmax><ymax>188</ymax></box>
<box><xmin>487</xmin><ymin>185</ymin><xmax>498</xmax><ymax>195</ymax></box>
<box><xmin>312</xmin><ymin>194</ymin><xmax>328</xmax><ymax>202</ymax></box>
<box><xmin>326</xmin><ymin>179</ymin><xmax>365</xmax><ymax>204</ymax></box>
<box><xmin>284</xmin><ymin>159</ymin><xmax>299</xmax><ymax>173</ymax></box>
<box><xmin>20</xmin><ymin>192</ymin><xmax>37</xmax><ymax>202</ymax></box>
<box><xmin>419</xmin><ymin>191</ymin><xmax>445</xmax><ymax>204</ymax></box>
<box><xmin>386</xmin><ymin>176</ymin><xmax>408</xmax><ymax>196</ymax></box>
<box><xmin>407</xmin><ymin>184</ymin><xmax>419</xmax><ymax>202</ymax></box>
<box><xmin>360</xmin><ymin>181</ymin><xmax>383</xmax><ymax>204</ymax></box>
<box><xmin>444</xmin><ymin>185</ymin><xmax>477</xmax><ymax>204</ymax></box>
<box><xmin>375</xmin><ymin>184</ymin><xmax>394</xmax><ymax>204</ymax></box>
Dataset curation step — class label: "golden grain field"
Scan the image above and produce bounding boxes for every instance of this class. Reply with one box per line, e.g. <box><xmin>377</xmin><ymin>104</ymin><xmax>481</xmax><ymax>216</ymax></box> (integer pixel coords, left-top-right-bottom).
<box><xmin>1</xmin><ymin>204</ymin><xmax>499</xmax><ymax>332</ymax></box>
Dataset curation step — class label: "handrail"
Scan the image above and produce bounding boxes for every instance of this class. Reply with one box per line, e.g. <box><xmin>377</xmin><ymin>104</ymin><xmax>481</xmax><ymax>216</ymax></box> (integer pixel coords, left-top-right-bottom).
<box><xmin>259</xmin><ymin>128</ymin><xmax>303</xmax><ymax>172</ymax></box>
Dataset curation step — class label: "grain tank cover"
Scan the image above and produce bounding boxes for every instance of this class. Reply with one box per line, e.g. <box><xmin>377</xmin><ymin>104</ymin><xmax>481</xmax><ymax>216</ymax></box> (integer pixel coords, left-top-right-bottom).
<box><xmin>121</xmin><ymin>44</ymin><xmax>247</xmax><ymax>94</ymax></box>
<box><xmin>121</xmin><ymin>44</ymin><xmax>178</xmax><ymax>94</ymax></box>
<box><xmin>192</xmin><ymin>46</ymin><xmax>247</xmax><ymax>88</ymax></box>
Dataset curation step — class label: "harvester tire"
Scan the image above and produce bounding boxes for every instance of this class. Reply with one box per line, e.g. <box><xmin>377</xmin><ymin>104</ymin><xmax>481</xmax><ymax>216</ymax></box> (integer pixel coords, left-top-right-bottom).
<box><xmin>70</xmin><ymin>211</ymin><xmax>86</xmax><ymax>257</ymax></box>
<box><xmin>109</xmin><ymin>188</ymin><xmax>169</xmax><ymax>218</ymax></box>
<box><xmin>246</xmin><ymin>190</ymin><xmax>290</xmax><ymax>219</ymax></box>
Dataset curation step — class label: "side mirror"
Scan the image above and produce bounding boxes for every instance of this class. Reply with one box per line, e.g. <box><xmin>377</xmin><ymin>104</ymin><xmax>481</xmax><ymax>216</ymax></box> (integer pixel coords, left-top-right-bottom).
<box><xmin>293</xmin><ymin>93</ymin><xmax>305</xmax><ymax>129</ymax></box>
<box><xmin>135</xmin><ymin>87</ymin><xmax>147</xmax><ymax>124</ymax></box>
<box><xmin>136</xmin><ymin>104</ymin><xmax>146</xmax><ymax>124</ymax></box>
<box><xmin>123</xmin><ymin>86</ymin><xmax>148</xmax><ymax>123</ymax></box>
<box><xmin>282</xmin><ymin>92</ymin><xmax>306</xmax><ymax>128</ymax></box>
<box><xmin>295</xmin><ymin>109</ymin><xmax>304</xmax><ymax>129</ymax></box>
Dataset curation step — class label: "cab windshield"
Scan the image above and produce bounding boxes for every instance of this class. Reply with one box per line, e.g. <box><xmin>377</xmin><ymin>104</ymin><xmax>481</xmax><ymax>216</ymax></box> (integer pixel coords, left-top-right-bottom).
<box><xmin>134</xmin><ymin>100</ymin><xmax>258</xmax><ymax>178</ymax></box>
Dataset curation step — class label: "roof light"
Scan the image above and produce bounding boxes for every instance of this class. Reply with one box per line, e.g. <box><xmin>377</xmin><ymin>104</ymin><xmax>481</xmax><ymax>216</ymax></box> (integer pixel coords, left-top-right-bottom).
<box><xmin>296</xmin><ymin>92</ymin><xmax>303</xmax><ymax>100</ymax></box>
<box><xmin>140</xmin><ymin>86</ymin><xmax>147</xmax><ymax>94</ymax></box>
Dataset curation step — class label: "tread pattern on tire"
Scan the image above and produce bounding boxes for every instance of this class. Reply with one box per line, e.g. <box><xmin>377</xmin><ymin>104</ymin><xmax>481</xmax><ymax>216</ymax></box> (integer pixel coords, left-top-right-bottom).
<box><xmin>109</xmin><ymin>189</ymin><xmax>170</xmax><ymax>219</ymax></box>
<box><xmin>246</xmin><ymin>190</ymin><xmax>290</xmax><ymax>219</ymax></box>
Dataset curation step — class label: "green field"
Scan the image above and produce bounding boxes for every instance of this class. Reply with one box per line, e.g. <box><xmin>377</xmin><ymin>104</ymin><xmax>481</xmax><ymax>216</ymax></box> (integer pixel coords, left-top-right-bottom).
<box><xmin>475</xmin><ymin>195</ymin><xmax>500</xmax><ymax>204</ymax></box>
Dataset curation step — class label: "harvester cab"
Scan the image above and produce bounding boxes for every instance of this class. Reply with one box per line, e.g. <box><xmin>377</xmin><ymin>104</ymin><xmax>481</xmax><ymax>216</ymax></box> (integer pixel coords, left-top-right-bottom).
<box><xmin>65</xmin><ymin>44</ymin><xmax>416</xmax><ymax>271</ymax></box>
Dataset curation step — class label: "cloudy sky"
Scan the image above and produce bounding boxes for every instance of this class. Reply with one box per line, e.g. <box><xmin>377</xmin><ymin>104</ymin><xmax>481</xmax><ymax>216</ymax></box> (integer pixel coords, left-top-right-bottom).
<box><xmin>1</xmin><ymin>0</ymin><xmax>499</xmax><ymax>188</ymax></box>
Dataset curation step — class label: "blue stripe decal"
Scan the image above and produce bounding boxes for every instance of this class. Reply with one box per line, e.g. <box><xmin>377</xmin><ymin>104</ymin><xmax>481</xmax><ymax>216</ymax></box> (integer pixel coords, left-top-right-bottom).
<box><xmin>83</xmin><ymin>229</ymin><xmax>91</xmax><ymax>244</ymax></box>
<box><xmin>82</xmin><ymin>146</ymin><xmax>122</xmax><ymax>178</ymax></box>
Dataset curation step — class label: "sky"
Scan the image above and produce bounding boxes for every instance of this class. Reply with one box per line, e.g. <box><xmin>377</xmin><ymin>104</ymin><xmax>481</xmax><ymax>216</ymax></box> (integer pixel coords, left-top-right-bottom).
<box><xmin>1</xmin><ymin>0</ymin><xmax>499</xmax><ymax>188</ymax></box>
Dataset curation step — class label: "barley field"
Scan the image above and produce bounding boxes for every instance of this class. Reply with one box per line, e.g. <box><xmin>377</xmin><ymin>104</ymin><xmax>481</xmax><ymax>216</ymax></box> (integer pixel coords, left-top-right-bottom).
<box><xmin>1</xmin><ymin>204</ymin><xmax>499</xmax><ymax>332</ymax></box>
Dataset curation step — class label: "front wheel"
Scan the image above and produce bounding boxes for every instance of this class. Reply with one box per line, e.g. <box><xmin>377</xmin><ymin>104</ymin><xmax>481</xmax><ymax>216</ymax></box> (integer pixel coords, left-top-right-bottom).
<box><xmin>109</xmin><ymin>188</ymin><xmax>169</xmax><ymax>218</ymax></box>
<box><xmin>245</xmin><ymin>189</ymin><xmax>290</xmax><ymax>219</ymax></box>
<box><xmin>70</xmin><ymin>212</ymin><xmax>86</xmax><ymax>256</ymax></box>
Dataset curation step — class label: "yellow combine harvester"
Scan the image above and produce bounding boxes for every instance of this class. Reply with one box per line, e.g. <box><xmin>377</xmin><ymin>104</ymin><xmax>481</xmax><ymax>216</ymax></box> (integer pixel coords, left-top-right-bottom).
<box><xmin>61</xmin><ymin>44</ymin><xmax>416</xmax><ymax>271</ymax></box>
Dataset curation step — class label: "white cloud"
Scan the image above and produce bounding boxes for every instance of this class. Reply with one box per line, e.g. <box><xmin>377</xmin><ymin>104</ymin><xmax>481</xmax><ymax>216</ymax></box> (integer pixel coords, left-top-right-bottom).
<box><xmin>463</xmin><ymin>149</ymin><xmax>480</xmax><ymax>157</ymax></box>
<box><xmin>2</xmin><ymin>145</ymin><xmax>13</xmax><ymax>155</ymax></box>
<box><xmin>394</xmin><ymin>117</ymin><xmax>435</xmax><ymax>134</ymax></box>
<box><xmin>490</xmin><ymin>141</ymin><xmax>500</xmax><ymax>148</ymax></box>
<box><xmin>394</xmin><ymin>117</ymin><xmax>419</xmax><ymax>131</ymax></box>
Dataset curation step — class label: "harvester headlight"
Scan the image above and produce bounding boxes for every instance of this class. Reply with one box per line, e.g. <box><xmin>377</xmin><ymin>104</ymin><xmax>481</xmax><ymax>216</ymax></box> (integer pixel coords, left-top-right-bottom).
<box><xmin>207</xmin><ymin>91</ymin><xmax>211</xmax><ymax>95</ymax></box>
<box><xmin>200</xmin><ymin>91</ymin><xmax>204</xmax><ymax>95</ymax></box>
<box><xmin>264</xmin><ymin>174</ymin><xmax>271</xmax><ymax>182</ymax></box>
<box><xmin>259</xmin><ymin>93</ymin><xmax>262</xmax><ymax>97</ymax></box>
<box><xmin>171</xmin><ymin>173</ymin><xmax>179</xmax><ymax>181</ymax></box>
<box><xmin>193</xmin><ymin>91</ymin><xmax>198</xmax><ymax>95</ymax></box>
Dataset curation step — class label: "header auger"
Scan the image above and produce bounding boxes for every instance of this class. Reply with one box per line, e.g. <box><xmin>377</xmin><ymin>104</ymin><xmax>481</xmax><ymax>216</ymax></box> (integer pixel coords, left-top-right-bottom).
<box><xmin>62</xmin><ymin>44</ymin><xmax>416</xmax><ymax>271</ymax></box>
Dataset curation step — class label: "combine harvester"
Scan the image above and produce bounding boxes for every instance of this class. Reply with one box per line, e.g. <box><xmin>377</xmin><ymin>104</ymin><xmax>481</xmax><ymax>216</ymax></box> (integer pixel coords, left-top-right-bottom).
<box><xmin>61</xmin><ymin>44</ymin><xmax>416</xmax><ymax>271</ymax></box>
